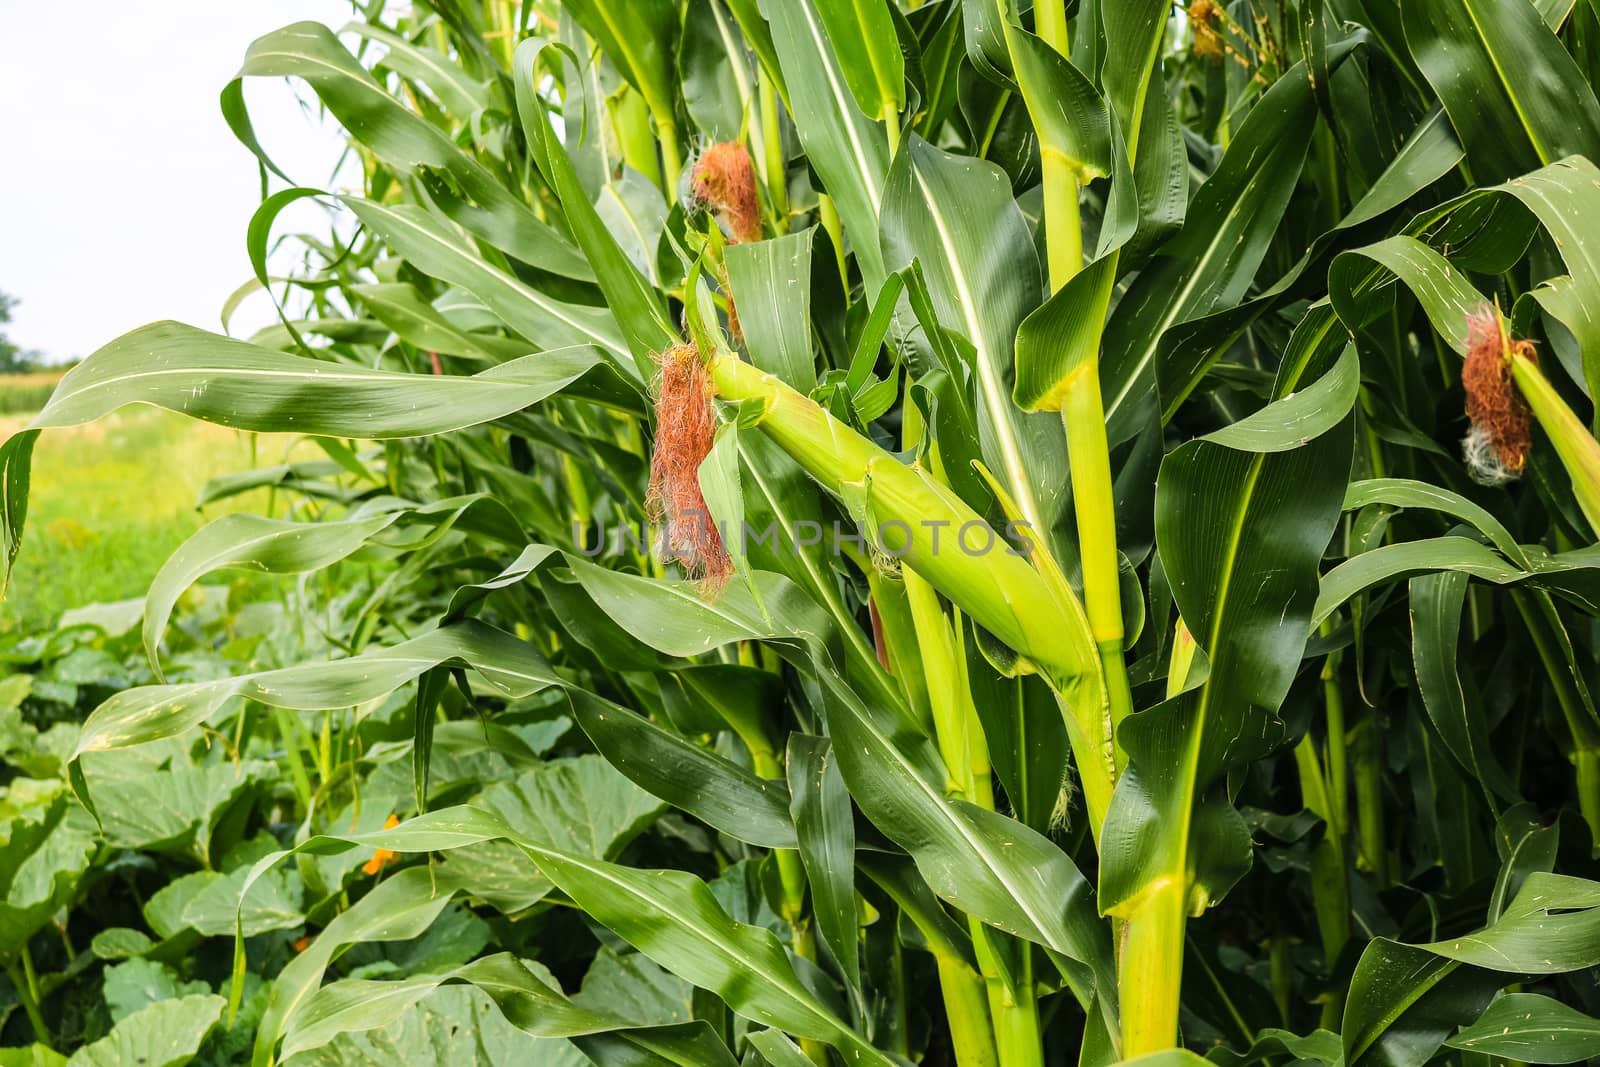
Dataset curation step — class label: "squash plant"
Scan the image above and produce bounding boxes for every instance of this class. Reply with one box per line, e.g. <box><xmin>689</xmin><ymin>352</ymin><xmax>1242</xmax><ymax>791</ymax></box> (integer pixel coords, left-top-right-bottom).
<box><xmin>9</xmin><ymin>0</ymin><xmax>1600</xmax><ymax>1064</ymax></box>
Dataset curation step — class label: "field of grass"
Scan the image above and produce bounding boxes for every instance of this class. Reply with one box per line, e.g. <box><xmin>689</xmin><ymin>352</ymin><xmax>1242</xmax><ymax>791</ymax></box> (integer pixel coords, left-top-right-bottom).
<box><xmin>0</xmin><ymin>370</ymin><xmax>66</xmax><ymax>415</ymax></box>
<box><xmin>0</xmin><ymin>405</ymin><xmax>305</xmax><ymax>633</ymax></box>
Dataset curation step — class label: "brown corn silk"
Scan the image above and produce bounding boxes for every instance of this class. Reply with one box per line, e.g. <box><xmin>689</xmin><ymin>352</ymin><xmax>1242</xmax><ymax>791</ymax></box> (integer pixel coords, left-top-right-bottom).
<box><xmin>691</xmin><ymin>143</ymin><xmax>762</xmax><ymax>245</ymax></box>
<box><xmin>647</xmin><ymin>344</ymin><xmax>732</xmax><ymax>591</ymax></box>
<box><xmin>1463</xmin><ymin>307</ymin><xmax>1535</xmax><ymax>477</ymax></box>
<box><xmin>691</xmin><ymin>143</ymin><xmax>761</xmax><ymax>346</ymax></box>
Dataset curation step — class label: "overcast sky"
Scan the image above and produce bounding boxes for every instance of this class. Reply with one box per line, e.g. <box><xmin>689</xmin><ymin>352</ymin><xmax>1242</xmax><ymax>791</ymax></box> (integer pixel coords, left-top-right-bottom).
<box><xmin>0</xmin><ymin>2</ymin><xmax>363</xmax><ymax>364</ymax></box>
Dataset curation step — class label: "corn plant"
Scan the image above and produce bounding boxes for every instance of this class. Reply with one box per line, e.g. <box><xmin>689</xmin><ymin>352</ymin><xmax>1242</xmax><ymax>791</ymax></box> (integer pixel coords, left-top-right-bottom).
<box><xmin>10</xmin><ymin>0</ymin><xmax>1600</xmax><ymax>1064</ymax></box>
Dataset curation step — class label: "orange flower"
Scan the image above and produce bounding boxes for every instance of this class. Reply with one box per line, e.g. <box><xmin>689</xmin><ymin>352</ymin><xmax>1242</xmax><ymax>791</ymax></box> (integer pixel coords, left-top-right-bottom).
<box><xmin>362</xmin><ymin>814</ymin><xmax>401</xmax><ymax>876</ymax></box>
<box><xmin>291</xmin><ymin>935</ymin><xmax>312</xmax><ymax>953</ymax></box>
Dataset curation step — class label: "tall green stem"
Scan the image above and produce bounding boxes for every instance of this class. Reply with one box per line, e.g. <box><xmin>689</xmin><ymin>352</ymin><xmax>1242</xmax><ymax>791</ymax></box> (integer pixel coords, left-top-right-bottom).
<box><xmin>1117</xmin><ymin>881</ymin><xmax>1186</xmax><ymax>1057</ymax></box>
<box><xmin>274</xmin><ymin>707</ymin><xmax>316</xmax><ymax>815</ymax></box>
<box><xmin>1511</xmin><ymin>589</ymin><xmax>1600</xmax><ymax>845</ymax></box>
<box><xmin>901</xmin><ymin>404</ymin><xmax>1033</xmax><ymax>1066</ymax></box>
<box><xmin>1295</xmin><ymin>729</ymin><xmax>1351</xmax><ymax>1027</ymax></box>
<box><xmin>1305</xmin><ymin>633</ymin><xmax>1352</xmax><ymax>1028</ymax></box>
<box><xmin>906</xmin><ymin>574</ymin><xmax>1042</xmax><ymax>1065</ymax></box>
<box><xmin>938</xmin><ymin>956</ymin><xmax>1002</xmax><ymax>1067</ymax></box>
<box><xmin>1034</xmin><ymin>0</ymin><xmax>1069</xmax><ymax>54</ymax></box>
<box><xmin>759</xmin><ymin>68</ymin><xmax>789</xmax><ymax>231</ymax></box>
<box><xmin>1323</xmin><ymin>636</ymin><xmax>1351</xmax><ymax>848</ymax></box>
<box><xmin>610</xmin><ymin>89</ymin><xmax>661</xmax><ymax>191</ymax></box>
<box><xmin>817</xmin><ymin>194</ymin><xmax>849</xmax><ymax>305</ymax></box>
<box><xmin>1060</xmin><ymin>387</ymin><xmax>1134</xmax><ymax>768</ymax></box>
<box><xmin>1352</xmin><ymin>713</ymin><xmax>1389</xmax><ymax>886</ymax></box>
<box><xmin>1033</xmin><ymin>1</ymin><xmax>1083</xmax><ymax>290</ymax></box>
<box><xmin>8</xmin><ymin>947</ymin><xmax>50</xmax><ymax>1048</ymax></box>
<box><xmin>1010</xmin><ymin>2</ymin><xmax>1135</xmax><ymax>772</ymax></box>
<box><xmin>979</xmin><ymin>936</ymin><xmax>1043</xmax><ymax>1067</ymax></box>
<box><xmin>658</xmin><ymin>119</ymin><xmax>684</xmax><ymax>198</ymax></box>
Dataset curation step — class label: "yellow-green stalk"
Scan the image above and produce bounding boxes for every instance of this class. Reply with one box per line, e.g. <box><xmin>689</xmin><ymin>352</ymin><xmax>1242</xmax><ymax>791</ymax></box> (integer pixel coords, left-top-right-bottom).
<box><xmin>899</xmin><ymin>403</ymin><xmax>1043</xmax><ymax>1067</ymax></box>
<box><xmin>817</xmin><ymin>194</ymin><xmax>849</xmax><ymax>305</ymax></box>
<box><xmin>609</xmin><ymin>88</ymin><xmax>662</xmax><ymax>192</ymax></box>
<box><xmin>758</xmin><ymin>67</ymin><xmax>789</xmax><ymax>232</ymax></box>
<box><xmin>999</xmin><ymin>6</ymin><xmax>1137</xmax><ymax>768</ymax></box>
<box><xmin>1302</xmin><ymin>633</ymin><xmax>1352</xmax><ymax>1029</ymax></box>
<box><xmin>1351</xmin><ymin>714</ymin><xmax>1389</xmax><ymax>885</ymax></box>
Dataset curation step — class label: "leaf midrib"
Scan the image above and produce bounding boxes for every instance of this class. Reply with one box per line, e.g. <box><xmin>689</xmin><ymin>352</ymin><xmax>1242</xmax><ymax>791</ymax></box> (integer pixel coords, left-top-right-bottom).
<box><xmin>1105</xmin><ymin>156</ymin><xmax>1281</xmax><ymax>426</ymax></box>
<box><xmin>522</xmin><ymin>839</ymin><xmax>853</xmax><ymax>1044</ymax></box>
<box><xmin>908</xmin><ymin>162</ymin><xmax>1045</xmax><ymax>538</ymax></box>
<box><xmin>1168</xmin><ymin>450</ymin><xmax>1267</xmax><ymax>913</ymax></box>
<box><xmin>843</xmin><ymin>686</ymin><xmax>1074</xmax><ymax>957</ymax></box>
<box><xmin>798</xmin><ymin>0</ymin><xmax>883</xmax><ymax>212</ymax></box>
<box><xmin>353</xmin><ymin>201</ymin><xmax>622</xmax><ymax>351</ymax></box>
<box><xmin>1456</xmin><ymin>0</ymin><xmax>1553</xmax><ymax>164</ymax></box>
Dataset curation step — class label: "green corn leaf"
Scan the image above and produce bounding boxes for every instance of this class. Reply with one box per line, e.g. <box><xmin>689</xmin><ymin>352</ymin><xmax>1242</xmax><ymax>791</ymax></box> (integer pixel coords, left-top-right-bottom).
<box><xmin>1345</xmin><ymin>872</ymin><xmax>1600</xmax><ymax>1066</ymax></box>
<box><xmin>1102</xmin><ymin>364</ymin><xmax>1352</xmax><ymax>925</ymax></box>
<box><xmin>68</xmin><ymin>621</ymin><xmax>562</xmax><ymax>816</ymax></box>
<box><xmin>811</xmin><ymin>0</ymin><xmax>905</xmax><ymax>123</ymax></box>
<box><xmin>568</xmin><ymin>690</ymin><xmax>799</xmax><ymax>849</ymax></box>
<box><xmin>880</xmin><ymin>135</ymin><xmax>1068</xmax><ymax>556</ymax></box>
<box><xmin>557</xmin><ymin>0</ymin><xmax>679</xmax><ymax>129</ymax></box>
<box><xmin>31</xmin><ymin>322</ymin><xmax>638</xmax><ymax>437</ymax></box>
<box><xmin>679</xmin><ymin>0</ymin><xmax>751</xmax><ymax>143</ymax></box>
<box><xmin>768</xmin><ymin>0</ymin><xmax>890</xmax><ymax>286</ymax></box>
<box><xmin>1198</xmin><ymin>344</ymin><xmax>1360</xmax><ymax>454</ymax></box>
<box><xmin>1447</xmin><ymin>993</ymin><xmax>1600</xmax><ymax>1062</ymax></box>
<box><xmin>1411</xmin><ymin>571</ymin><xmax>1521</xmax><ymax>811</ymax></box>
<box><xmin>725</xmin><ymin>231</ymin><xmax>818</xmax><ymax>393</ymax></box>
<box><xmin>339</xmin><ymin>197</ymin><xmax>630</xmax><ymax>362</ymax></box>
<box><xmin>1342</xmin><ymin>479</ymin><xmax>1531</xmax><ymax>567</ymax></box>
<box><xmin>1002</xmin><ymin>24</ymin><xmax>1110</xmax><ymax>186</ymax></box>
<box><xmin>1489</xmin><ymin>804</ymin><xmax>1562</xmax><ymax>922</ymax></box>
<box><xmin>1342</xmin><ymin>939</ymin><xmax>1502</xmax><ymax>1067</ymax></box>
<box><xmin>1312</xmin><ymin>538</ymin><xmax>1530</xmax><ymax>629</ymax></box>
<box><xmin>280</xmin><ymin>952</ymin><xmax>726</xmax><ymax>1065</ymax></box>
<box><xmin>785</xmin><ymin>734</ymin><xmax>862</xmax><ymax>1002</ymax></box>
<box><xmin>224</xmin><ymin>22</ymin><xmax>590</xmax><ymax>281</ymax></box>
<box><xmin>1403</xmin><ymin>0</ymin><xmax>1600</xmax><ymax>182</ymax></box>
<box><xmin>1100</xmin><ymin>45</ymin><xmax>1358</xmax><ymax>442</ymax></box>
<box><xmin>817</xmin><ymin>670</ymin><xmax>1118</xmax><ymax>1039</ymax></box>
<box><xmin>0</xmin><ymin>429</ymin><xmax>36</xmax><ymax>600</ymax></box>
<box><xmin>142</xmin><ymin>502</ymin><xmax>520</xmax><ymax>679</ymax></box>
<box><xmin>352</xmin><ymin>283</ymin><xmax>535</xmax><ymax>363</ymax></box>
<box><xmin>237</xmin><ymin>808</ymin><xmax>892</xmax><ymax>1064</ymax></box>
<box><xmin>513</xmin><ymin>37</ymin><xmax>677</xmax><ymax>379</ymax></box>
<box><xmin>345</xmin><ymin>21</ymin><xmax>488</xmax><ymax>118</ymax></box>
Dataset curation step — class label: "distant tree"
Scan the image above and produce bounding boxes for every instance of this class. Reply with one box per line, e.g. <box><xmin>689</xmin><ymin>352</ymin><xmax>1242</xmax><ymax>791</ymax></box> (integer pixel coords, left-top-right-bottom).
<box><xmin>0</xmin><ymin>291</ymin><xmax>43</xmax><ymax>374</ymax></box>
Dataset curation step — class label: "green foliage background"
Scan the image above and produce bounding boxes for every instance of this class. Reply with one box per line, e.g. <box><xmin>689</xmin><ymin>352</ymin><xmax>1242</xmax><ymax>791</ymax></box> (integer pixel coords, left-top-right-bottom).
<box><xmin>5</xmin><ymin>1</ymin><xmax>1600</xmax><ymax>1066</ymax></box>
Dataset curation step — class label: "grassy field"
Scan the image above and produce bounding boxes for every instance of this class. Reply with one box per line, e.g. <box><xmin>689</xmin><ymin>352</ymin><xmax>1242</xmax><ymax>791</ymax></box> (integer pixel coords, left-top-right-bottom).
<box><xmin>0</xmin><ymin>370</ymin><xmax>66</xmax><ymax>415</ymax></box>
<box><xmin>1</xmin><ymin>405</ymin><xmax>305</xmax><ymax>633</ymax></box>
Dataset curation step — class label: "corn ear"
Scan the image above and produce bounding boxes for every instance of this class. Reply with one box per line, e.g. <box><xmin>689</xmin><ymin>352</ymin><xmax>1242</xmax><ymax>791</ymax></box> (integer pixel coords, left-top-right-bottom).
<box><xmin>1510</xmin><ymin>352</ymin><xmax>1600</xmax><ymax>539</ymax></box>
<box><xmin>707</xmin><ymin>354</ymin><xmax>1099</xmax><ymax>689</ymax></box>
